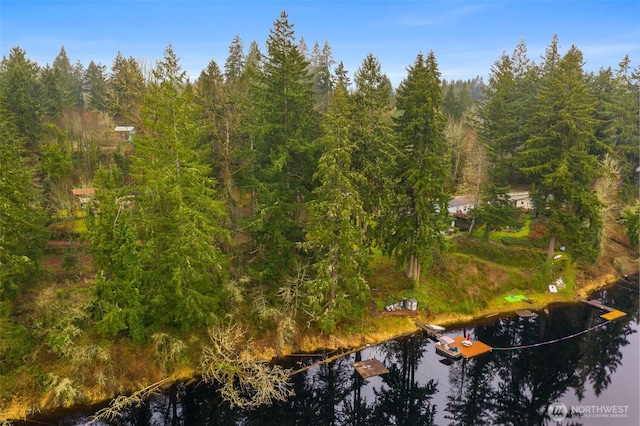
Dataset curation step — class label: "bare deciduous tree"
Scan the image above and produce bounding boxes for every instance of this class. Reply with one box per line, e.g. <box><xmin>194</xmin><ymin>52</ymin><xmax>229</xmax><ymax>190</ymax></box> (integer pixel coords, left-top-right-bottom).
<box><xmin>200</xmin><ymin>322</ymin><xmax>294</xmax><ymax>408</ymax></box>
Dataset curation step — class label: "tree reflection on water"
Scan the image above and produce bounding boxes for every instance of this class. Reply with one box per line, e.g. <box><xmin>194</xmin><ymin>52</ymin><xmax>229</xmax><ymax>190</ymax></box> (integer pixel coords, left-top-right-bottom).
<box><xmin>29</xmin><ymin>278</ymin><xmax>638</xmax><ymax>425</ymax></box>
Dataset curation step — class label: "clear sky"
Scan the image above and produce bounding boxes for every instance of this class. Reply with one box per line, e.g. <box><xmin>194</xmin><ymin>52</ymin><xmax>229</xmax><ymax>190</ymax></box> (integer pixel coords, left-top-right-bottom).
<box><xmin>1</xmin><ymin>0</ymin><xmax>639</xmax><ymax>87</ymax></box>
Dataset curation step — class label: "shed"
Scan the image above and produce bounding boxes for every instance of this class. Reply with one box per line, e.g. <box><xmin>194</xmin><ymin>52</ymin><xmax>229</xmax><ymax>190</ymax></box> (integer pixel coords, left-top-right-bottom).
<box><xmin>114</xmin><ymin>126</ymin><xmax>135</xmax><ymax>142</ymax></box>
<box><xmin>72</xmin><ymin>188</ymin><xmax>95</xmax><ymax>209</ymax></box>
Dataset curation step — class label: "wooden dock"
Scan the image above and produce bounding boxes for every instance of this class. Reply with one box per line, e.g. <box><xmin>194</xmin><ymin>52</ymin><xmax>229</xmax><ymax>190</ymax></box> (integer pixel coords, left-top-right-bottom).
<box><xmin>415</xmin><ymin>320</ymin><xmax>443</xmax><ymax>340</ymax></box>
<box><xmin>449</xmin><ymin>336</ymin><xmax>493</xmax><ymax>359</ymax></box>
<box><xmin>576</xmin><ymin>298</ymin><xmax>627</xmax><ymax>321</ymax></box>
<box><xmin>416</xmin><ymin>320</ymin><xmax>492</xmax><ymax>359</ymax></box>
<box><xmin>577</xmin><ymin>298</ymin><xmax>614</xmax><ymax>311</ymax></box>
<box><xmin>352</xmin><ymin>359</ymin><xmax>389</xmax><ymax>378</ymax></box>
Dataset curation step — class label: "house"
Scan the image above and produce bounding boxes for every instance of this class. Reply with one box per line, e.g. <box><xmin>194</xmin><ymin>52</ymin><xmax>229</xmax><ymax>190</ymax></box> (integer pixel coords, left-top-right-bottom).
<box><xmin>448</xmin><ymin>195</ymin><xmax>475</xmax><ymax>217</ymax></box>
<box><xmin>447</xmin><ymin>186</ymin><xmax>533</xmax><ymax>218</ymax></box>
<box><xmin>508</xmin><ymin>186</ymin><xmax>533</xmax><ymax>211</ymax></box>
<box><xmin>114</xmin><ymin>126</ymin><xmax>135</xmax><ymax>142</ymax></box>
<box><xmin>72</xmin><ymin>188</ymin><xmax>95</xmax><ymax>209</ymax></box>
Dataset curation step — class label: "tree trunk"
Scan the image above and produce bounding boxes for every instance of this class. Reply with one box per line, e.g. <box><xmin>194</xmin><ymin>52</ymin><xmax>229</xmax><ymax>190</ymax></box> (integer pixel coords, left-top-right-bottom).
<box><xmin>482</xmin><ymin>222</ymin><xmax>491</xmax><ymax>240</ymax></box>
<box><xmin>547</xmin><ymin>231</ymin><xmax>556</xmax><ymax>260</ymax></box>
<box><xmin>406</xmin><ymin>255</ymin><xmax>421</xmax><ymax>285</ymax></box>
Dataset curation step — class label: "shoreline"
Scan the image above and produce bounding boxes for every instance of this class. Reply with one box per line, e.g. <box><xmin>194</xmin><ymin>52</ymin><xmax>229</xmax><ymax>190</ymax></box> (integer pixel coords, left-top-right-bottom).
<box><xmin>6</xmin><ymin>271</ymin><xmax>635</xmax><ymax>424</ymax></box>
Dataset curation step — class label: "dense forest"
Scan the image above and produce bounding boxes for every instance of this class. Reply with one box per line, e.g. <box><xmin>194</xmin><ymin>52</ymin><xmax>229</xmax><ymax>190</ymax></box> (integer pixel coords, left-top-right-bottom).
<box><xmin>1</xmin><ymin>11</ymin><xmax>639</xmax><ymax>416</ymax></box>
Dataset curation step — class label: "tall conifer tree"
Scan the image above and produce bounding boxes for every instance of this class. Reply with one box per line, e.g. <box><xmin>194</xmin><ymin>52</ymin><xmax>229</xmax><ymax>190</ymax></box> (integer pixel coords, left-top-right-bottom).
<box><xmin>304</xmin><ymin>72</ymin><xmax>369</xmax><ymax>332</ymax></box>
<box><xmin>521</xmin><ymin>43</ymin><xmax>602</xmax><ymax>261</ymax></box>
<box><xmin>248</xmin><ymin>11</ymin><xmax>320</xmax><ymax>284</ymax></box>
<box><xmin>386</xmin><ymin>51</ymin><xmax>449</xmax><ymax>282</ymax></box>
<box><xmin>91</xmin><ymin>46</ymin><xmax>229</xmax><ymax>339</ymax></box>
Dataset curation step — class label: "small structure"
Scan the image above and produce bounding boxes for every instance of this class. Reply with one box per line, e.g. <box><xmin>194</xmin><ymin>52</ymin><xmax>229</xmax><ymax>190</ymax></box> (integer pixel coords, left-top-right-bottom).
<box><xmin>508</xmin><ymin>186</ymin><xmax>533</xmax><ymax>211</ymax></box>
<box><xmin>448</xmin><ymin>195</ymin><xmax>475</xmax><ymax>217</ymax></box>
<box><xmin>385</xmin><ymin>298</ymin><xmax>418</xmax><ymax>312</ymax></box>
<box><xmin>72</xmin><ymin>188</ymin><xmax>95</xmax><ymax>209</ymax></box>
<box><xmin>114</xmin><ymin>126</ymin><xmax>135</xmax><ymax>142</ymax></box>
<box><xmin>405</xmin><ymin>298</ymin><xmax>418</xmax><ymax>311</ymax></box>
<box><xmin>435</xmin><ymin>335</ymin><xmax>494</xmax><ymax>360</ymax></box>
<box><xmin>601</xmin><ymin>310</ymin><xmax>627</xmax><ymax>321</ymax></box>
<box><xmin>352</xmin><ymin>359</ymin><xmax>389</xmax><ymax>378</ymax></box>
<box><xmin>516</xmin><ymin>309</ymin><xmax>535</xmax><ymax>318</ymax></box>
<box><xmin>576</xmin><ymin>298</ymin><xmax>627</xmax><ymax>321</ymax></box>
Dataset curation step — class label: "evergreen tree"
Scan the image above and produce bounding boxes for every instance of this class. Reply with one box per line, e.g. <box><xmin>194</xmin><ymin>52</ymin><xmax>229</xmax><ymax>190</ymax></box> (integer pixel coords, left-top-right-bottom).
<box><xmin>0</xmin><ymin>47</ymin><xmax>41</xmax><ymax>150</ymax></box>
<box><xmin>351</xmin><ymin>53</ymin><xmax>395</xmax><ymax>246</ymax></box>
<box><xmin>590</xmin><ymin>56</ymin><xmax>640</xmax><ymax>200</ymax></box>
<box><xmin>90</xmin><ymin>46</ymin><xmax>229</xmax><ymax>340</ymax></box>
<box><xmin>106</xmin><ymin>52</ymin><xmax>145</xmax><ymax>125</ymax></box>
<box><xmin>0</xmin><ymin>107</ymin><xmax>48</xmax><ymax>301</ymax></box>
<box><xmin>248</xmin><ymin>11</ymin><xmax>320</xmax><ymax>284</ymax></box>
<box><xmin>521</xmin><ymin>43</ymin><xmax>603</xmax><ymax>261</ymax></box>
<box><xmin>309</xmin><ymin>40</ymin><xmax>335</xmax><ymax>112</ymax></box>
<box><xmin>475</xmin><ymin>40</ymin><xmax>535</xmax><ymax>187</ymax></box>
<box><xmin>51</xmin><ymin>46</ymin><xmax>84</xmax><ymax>111</ymax></box>
<box><xmin>37</xmin><ymin>64</ymin><xmax>63</xmax><ymax>123</ymax></box>
<box><xmin>195</xmin><ymin>60</ymin><xmax>234</xmax><ymax>199</ymax></box>
<box><xmin>224</xmin><ymin>34</ymin><xmax>245</xmax><ymax>84</ymax></box>
<box><xmin>304</xmin><ymin>72</ymin><xmax>369</xmax><ymax>332</ymax></box>
<box><xmin>473</xmin><ymin>40</ymin><xmax>535</xmax><ymax>238</ymax></box>
<box><xmin>385</xmin><ymin>51</ymin><xmax>449</xmax><ymax>283</ymax></box>
<box><xmin>84</xmin><ymin>61</ymin><xmax>108</xmax><ymax>111</ymax></box>
<box><xmin>232</xmin><ymin>40</ymin><xmax>262</xmax><ymax>210</ymax></box>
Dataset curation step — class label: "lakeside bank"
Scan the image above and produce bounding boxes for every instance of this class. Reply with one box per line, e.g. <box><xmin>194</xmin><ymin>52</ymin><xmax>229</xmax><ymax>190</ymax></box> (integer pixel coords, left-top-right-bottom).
<box><xmin>3</xmin><ymin>267</ymin><xmax>636</xmax><ymax>424</ymax></box>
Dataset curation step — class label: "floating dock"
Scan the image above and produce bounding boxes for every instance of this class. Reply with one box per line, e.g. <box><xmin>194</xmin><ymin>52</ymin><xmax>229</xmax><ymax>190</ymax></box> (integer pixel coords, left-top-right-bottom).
<box><xmin>352</xmin><ymin>359</ymin><xmax>389</xmax><ymax>378</ymax></box>
<box><xmin>449</xmin><ymin>336</ymin><xmax>493</xmax><ymax>359</ymax></box>
<box><xmin>416</xmin><ymin>320</ymin><xmax>492</xmax><ymax>359</ymax></box>
<box><xmin>515</xmin><ymin>309</ymin><xmax>535</xmax><ymax>318</ymax></box>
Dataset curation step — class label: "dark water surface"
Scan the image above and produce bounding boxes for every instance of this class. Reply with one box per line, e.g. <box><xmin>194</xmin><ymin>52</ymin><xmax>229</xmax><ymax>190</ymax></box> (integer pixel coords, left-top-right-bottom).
<box><xmin>25</xmin><ymin>276</ymin><xmax>639</xmax><ymax>425</ymax></box>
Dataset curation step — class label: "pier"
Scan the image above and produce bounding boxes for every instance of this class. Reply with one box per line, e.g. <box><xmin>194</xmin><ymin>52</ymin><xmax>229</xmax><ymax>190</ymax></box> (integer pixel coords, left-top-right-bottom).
<box><xmin>415</xmin><ymin>320</ymin><xmax>492</xmax><ymax>359</ymax></box>
<box><xmin>576</xmin><ymin>298</ymin><xmax>627</xmax><ymax>320</ymax></box>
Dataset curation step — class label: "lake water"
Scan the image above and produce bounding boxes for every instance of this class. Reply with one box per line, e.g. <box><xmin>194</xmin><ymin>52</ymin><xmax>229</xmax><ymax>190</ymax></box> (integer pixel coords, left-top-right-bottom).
<box><xmin>24</xmin><ymin>276</ymin><xmax>639</xmax><ymax>425</ymax></box>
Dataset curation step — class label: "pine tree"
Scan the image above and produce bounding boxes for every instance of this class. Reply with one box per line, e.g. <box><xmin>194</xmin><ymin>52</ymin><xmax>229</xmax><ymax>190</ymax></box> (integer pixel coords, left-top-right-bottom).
<box><xmin>385</xmin><ymin>51</ymin><xmax>449</xmax><ymax>283</ymax></box>
<box><xmin>475</xmin><ymin>40</ymin><xmax>535</xmax><ymax>187</ymax></box>
<box><xmin>308</xmin><ymin>40</ymin><xmax>335</xmax><ymax>112</ymax></box>
<box><xmin>51</xmin><ymin>46</ymin><xmax>84</xmax><ymax>111</ymax></box>
<box><xmin>195</xmin><ymin>59</ymin><xmax>234</xmax><ymax>199</ymax></box>
<box><xmin>590</xmin><ymin>56</ymin><xmax>640</xmax><ymax>200</ymax></box>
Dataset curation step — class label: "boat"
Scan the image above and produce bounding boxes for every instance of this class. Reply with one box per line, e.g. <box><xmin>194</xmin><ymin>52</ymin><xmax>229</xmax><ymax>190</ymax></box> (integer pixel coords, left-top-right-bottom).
<box><xmin>435</xmin><ymin>336</ymin><xmax>462</xmax><ymax>360</ymax></box>
<box><xmin>414</xmin><ymin>321</ymin><xmax>445</xmax><ymax>341</ymax></box>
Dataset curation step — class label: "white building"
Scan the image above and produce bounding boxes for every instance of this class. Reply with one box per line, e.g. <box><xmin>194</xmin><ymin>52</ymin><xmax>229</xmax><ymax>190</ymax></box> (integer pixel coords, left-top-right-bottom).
<box><xmin>448</xmin><ymin>195</ymin><xmax>475</xmax><ymax>217</ymax></box>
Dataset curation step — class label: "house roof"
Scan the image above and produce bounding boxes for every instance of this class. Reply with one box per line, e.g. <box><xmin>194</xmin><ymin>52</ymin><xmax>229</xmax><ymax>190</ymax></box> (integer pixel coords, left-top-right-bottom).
<box><xmin>114</xmin><ymin>126</ymin><xmax>134</xmax><ymax>132</ymax></box>
<box><xmin>72</xmin><ymin>188</ymin><xmax>95</xmax><ymax>196</ymax></box>
<box><xmin>449</xmin><ymin>195</ymin><xmax>475</xmax><ymax>207</ymax></box>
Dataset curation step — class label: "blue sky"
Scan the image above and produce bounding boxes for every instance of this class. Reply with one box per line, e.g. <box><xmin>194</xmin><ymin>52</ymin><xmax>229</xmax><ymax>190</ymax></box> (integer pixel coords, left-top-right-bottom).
<box><xmin>1</xmin><ymin>0</ymin><xmax>639</xmax><ymax>86</ymax></box>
